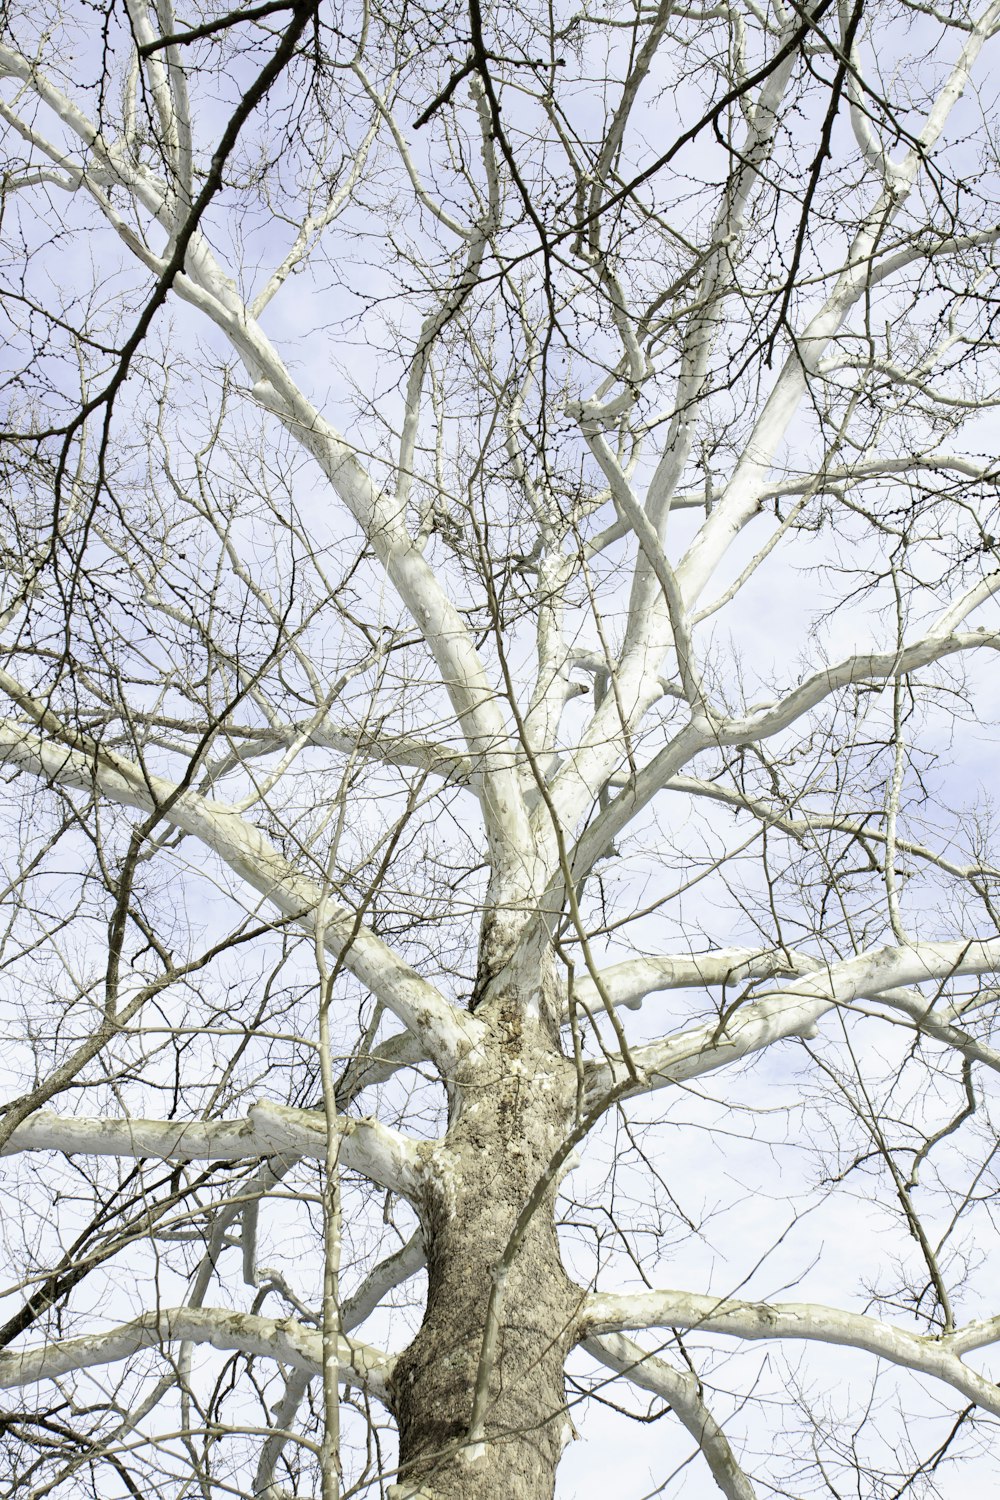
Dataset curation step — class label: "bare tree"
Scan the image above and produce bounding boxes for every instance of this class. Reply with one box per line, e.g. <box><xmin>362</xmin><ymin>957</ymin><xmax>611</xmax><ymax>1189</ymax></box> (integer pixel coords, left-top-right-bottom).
<box><xmin>1</xmin><ymin>0</ymin><xmax>1000</xmax><ymax>1495</ymax></box>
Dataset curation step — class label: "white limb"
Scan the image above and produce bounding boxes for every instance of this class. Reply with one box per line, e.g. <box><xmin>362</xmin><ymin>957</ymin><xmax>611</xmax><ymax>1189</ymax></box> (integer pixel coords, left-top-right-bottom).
<box><xmin>503</xmin><ymin>312</ymin><xmax>585</xmax><ymax>786</ymax></box>
<box><xmin>157</xmin><ymin>180</ymin><xmax>535</xmax><ymax>890</ymax></box>
<box><xmin>520</xmin><ymin>548</ymin><xmax>579</xmax><ymax>782</ymax></box>
<box><xmin>662</xmin><ymin>774</ymin><xmax>1000</xmax><ymax>885</ymax></box>
<box><xmin>663</xmin><ymin>453</ymin><xmax>998</xmax><ymax>514</ymax></box>
<box><xmin>341</xmin><ymin>1232</ymin><xmax>425</xmax><ymax>1330</ymax></box>
<box><xmin>816</xmin><ymin>355</ymin><xmax>994</xmax><ymax>412</ymax></box>
<box><xmin>524</xmin><ymin>711</ymin><xmax>710</xmax><ymax>924</ymax></box>
<box><xmin>583</xmin><ymin>431</ymin><xmax>708</xmax><ymax>710</ymax></box>
<box><xmin>840</xmin><ymin>0</ymin><xmax>897</xmax><ymax>186</ymax></box>
<box><xmin>868</xmin><ymin>221</ymin><xmax>1000</xmax><ymax>287</ymax></box>
<box><xmin>528</xmin><ymin>653</ymin><xmax>668</xmax><ymax>868</ymax></box>
<box><xmin>853</xmin><ymin>985</ymin><xmax>1000</xmax><ymax>1073</ymax></box>
<box><xmin>580</xmin><ymin>941</ymin><xmax>1000</xmax><ymax>1075</ymax></box>
<box><xmin>0</xmin><ymin>39</ymin><xmax>221</xmax><ymax>302</ymax></box>
<box><xmin>637</xmin><ymin>29</ymin><xmax>798</xmax><ymax>535</ymax></box>
<box><xmin>235</xmin><ymin>723</ymin><xmax>471</xmax><ymax>785</ymax></box>
<box><xmin>224</xmin><ymin>323</ymin><xmax>536</xmax><ymax>892</ymax></box>
<box><xmin>250</xmin><ymin>115</ymin><xmax>380</xmax><ymax>317</ymax></box>
<box><xmin>585</xmin><ymin>939</ymin><xmax>1000</xmax><ymax>1101</ymax></box>
<box><xmin>335</xmin><ymin>1028</ymin><xmax>430</xmax><ymax>1101</ymax></box>
<box><xmin>573</xmin><ymin>948</ymin><xmax>802</xmax><ymax>1013</ymax></box>
<box><xmin>579</xmin><ymin>1290</ymin><xmax>1000</xmax><ymax>1420</ymax></box>
<box><xmin>930</xmin><ymin>570</ymin><xmax>1000</xmax><ymax>637</ymax></box>
<box><xmin>714</xmin><ymin>630</ymin><xmax>1000</xmax><ymax>747</ymax></box>
<box><xmin>1</xmin><ymin>1101</ymin><xmax>426</xmax><ymax>1200</ymax></box>
<box><xmin>245</xmin><ymin>375</ymin><xmax>535</xmax><ymax>895</ymax></box>
<box><xmin>547</xmin><ymin>39</ymin><xmax>801</xmax><ymax>839</ymax></box>
<box><xmin>676</xmin><ymin>0</ymin><xmax>1000</xmax><ymax>609</ymax></box>
<box><xmin>0</xmin><ymin>714</ymin><xmax>478</xmax><ymax>1069</ymax></box>
<box><xmin>515</xmin><ymin>717</ymin><xmax>712</xmax><ymax>967</ymax></box>
<box><xmin>394</xmin><ymin>188</ymin><xmax>492</xmax><ymax>517</ymax></box>
<box><xmin>0</xmin><ymin>36</ymin><xmax>534</xmax><ymax>889</ymax></box>
<box><xmin>946</xmin><ymin>1315</ymin><xmax>1000</xmax><ymax>1355</ymax></box>
<box><xmin>253</xmin><ymin>1367</ymin><xmax>313</xmax><ymax>1500</ymax></box>
<box><xmin>565</xmin><ymin>625</ymin><xmax>999</xmax><ymax>887</ymax></box>
<box><xmin>252</xmin><ymin>1232</ymin><xmax>426</xmax><ymax>1498</ymax></box>
<box><xmin>122</xmin><ymin>0</ymin><xmax>192</xmax><ymax>218</ymax></box>
<box><xmin>552</xmin><ymin>716</ymin><xmax>713</xmax><ymax>894</ymax></box>
<box><xmin>351</xmin><ymin>62</ymin><xmax>474</xmax><ymax>240</ymax></box>
<box><xmin>0</xmin><ymin>1307</ymin><xmax>390</xmax><ymax>1402</ymax></box>
<box><xmin>582</xmin><ymin>1334</ymin><xmax>758</xmax><ymax>1500</ymax></box>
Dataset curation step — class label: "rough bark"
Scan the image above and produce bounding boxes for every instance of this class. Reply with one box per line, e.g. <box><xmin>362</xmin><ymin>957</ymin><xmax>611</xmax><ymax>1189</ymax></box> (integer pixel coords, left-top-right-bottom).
<box><xmin>388</xmin><ymin>997</ymin><xmax>578</xmax><ymax>1500</ymax></box>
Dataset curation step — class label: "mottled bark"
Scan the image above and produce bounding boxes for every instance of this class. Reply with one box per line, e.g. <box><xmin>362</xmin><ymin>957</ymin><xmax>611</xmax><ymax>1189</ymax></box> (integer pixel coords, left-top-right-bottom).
<box><xmin>389</xmin><ymin>1001</ymin><xmax>578</xmax><ymax>1500</ymax></box>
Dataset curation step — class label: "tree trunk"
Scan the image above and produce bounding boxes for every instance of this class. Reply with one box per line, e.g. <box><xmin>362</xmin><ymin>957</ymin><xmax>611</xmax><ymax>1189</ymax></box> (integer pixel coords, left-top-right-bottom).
<box><xmin>388</xmin><ymin>1006</ymin><xmax>578</xmax><ymax>1500</ymax></box>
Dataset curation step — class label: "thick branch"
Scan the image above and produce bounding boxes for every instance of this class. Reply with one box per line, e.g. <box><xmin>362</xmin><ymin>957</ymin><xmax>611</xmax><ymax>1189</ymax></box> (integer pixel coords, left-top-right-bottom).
<box><xmin>0</xmin><ymin>32</ymin><xmax>532</xmax><ymax>883</ymax></box>
<box><xmin>579</xmin><ymin>1289</ymin><xmax>1000</xmax><ymax>1419</ymax></box>
<box><xmin>0</xmin><ymin>719</ymin><xmax>478</xmax><ymax>1068</ymax></box>
<box><xmin>573</xmin><ymin>947</ymin><xmax>801</xmax><ymax>1013</ymax></box>
<box><xmin>582</xmin><ymin>1334</ymin><xmax>757</xmax><ymax>1500</ymax></box>
<box><xmin>341</xmin><ymin>1231</ymin><xmax>425</xmax><ymax>1330</ymax></box>
<box><xmin>676</xmin><ymin>0</ymin><xmax>1000</xmax><ymax>607</ymax></box>
<box><xmin>0</xmin><ymin>1101</ymin><xmax>426</xmax><ymax>1198</ymax></box>
<box><xmin>0</xmin><ymin>1307</ymin><xmax>390</xmax><ymax>1402</ymax></box>
<box><xmin>585</xmin><ymin>939</ymin><xmax>1000</xmax><ymax>1101</ymax></box>
<box><xmin>714</xmin><ymin>630</ymin><xmax>999</xmax><ymax>747</ymax></box>
<box><xmin>247</xmin><ymin>375</ymin><xmax>536</xmax><ymax>885</ymax></box>
<box><xmin>568</xmin><ymin>628</ymin><xmax>998</xmax><ymax>886</ymax></box>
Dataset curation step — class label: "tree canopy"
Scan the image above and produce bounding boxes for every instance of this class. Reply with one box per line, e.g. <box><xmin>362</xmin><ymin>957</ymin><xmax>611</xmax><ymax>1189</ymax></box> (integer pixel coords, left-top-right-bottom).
<box><xmin>1</xmin><ymin>0</ymin><xmax>1000</xmax><ymax>1496</ymax></box>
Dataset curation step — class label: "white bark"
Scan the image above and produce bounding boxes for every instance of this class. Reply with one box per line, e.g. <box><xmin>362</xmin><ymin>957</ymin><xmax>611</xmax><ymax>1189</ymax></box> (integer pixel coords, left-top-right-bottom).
<box><xmin>586</xmin><ymin>940</ymin><xmax>1000</xmax><ymax>1101</ymax></box>
<box><xmin>580</xmin><ymin>1289</ymin><xmax>1000</xmax><ymax>1419</ymax></box>
<box><xmin>1</xmin><ymin>1101</ymin><xmax>426</xmax><ymax>1198</ymax></box>
<box><xmin>0</xmin><ymin>1307</ymin><xmax>391</xmax><ymax>1402</ymax></box>
<box><xmin>0</xmin><ymin>32</ymin><xmax>536</xmax><ymax>895</ymax></box>
<box><xmin>3</xmin><ymin>2</ymin><xmax>1000</xmax><ymax>1494</ymax></box>
<box><xmin>562</xmin><ymin>627</ymin><xmax>999</xmax><ymax>893</ymax></box>
<box><xmin>583</xmin><ymin>1334</ymin><xmax>758</xmax><ymax>1500</ymax></box>
<box><xmin>676</xmin><ymin>0</ymin><xmax>1000</xmax><ymax>609</ymax></box>
<box><xmin>579</xmin><ymin>944</ymin><xmax>1000</xmax><ymax>1075</ymax></box>
<box><xmin>0</xmin><ymin>715</ymin><xmax>477</xmax><ymax>1068</ymax></box>
<box><xmin>574</xmin><ymin>947</ymin><xmax>805</xmax><ymax>1013</ymax></box>
<box><xmin>341</xmin><ymin>1232</ymin><xmax>425</xmax><ymax>1330</ymax></box>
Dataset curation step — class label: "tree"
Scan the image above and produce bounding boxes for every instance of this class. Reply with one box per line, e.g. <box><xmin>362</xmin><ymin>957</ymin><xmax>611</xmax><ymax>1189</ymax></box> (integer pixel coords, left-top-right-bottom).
<box><xmin>1</xmin><ymin>0</ymin><xmax>1000</xmax><ymax>1494</ymax></box>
